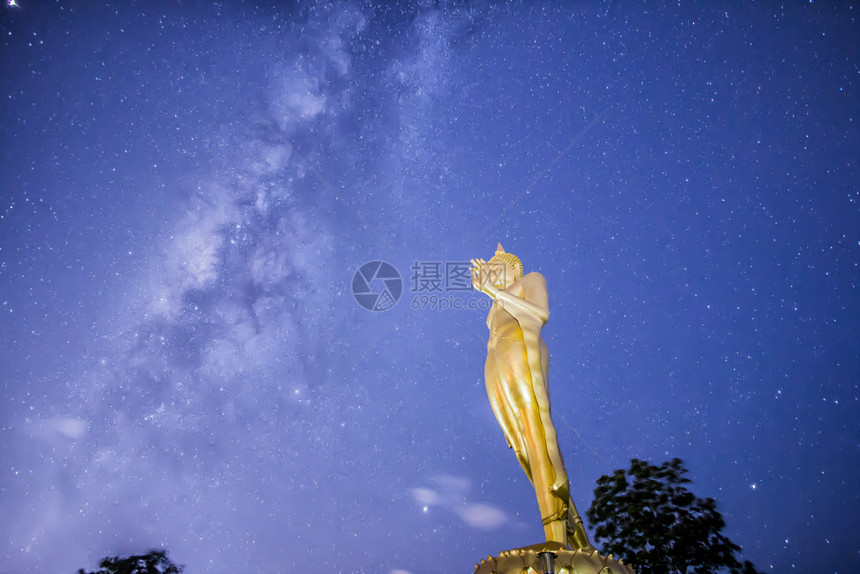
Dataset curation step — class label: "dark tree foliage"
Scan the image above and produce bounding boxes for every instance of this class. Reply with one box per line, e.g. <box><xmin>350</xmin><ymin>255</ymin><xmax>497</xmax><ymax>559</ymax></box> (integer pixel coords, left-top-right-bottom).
<box><xmin>76</xmin><ymin>549</ymin><xmax>183</xmax><ymax>574</ymax></box>
<box><xmin>586</xmin><ymin>458</ymin><xmax>762</xmax><ymax>574</ymax></box>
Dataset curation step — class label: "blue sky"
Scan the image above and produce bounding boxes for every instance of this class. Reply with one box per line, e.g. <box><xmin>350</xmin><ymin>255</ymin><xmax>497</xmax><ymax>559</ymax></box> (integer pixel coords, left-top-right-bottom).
<box><xmin>1</xmin><ymin>2</ymin><xmax>857</xmax><ymax>573</ymax></box>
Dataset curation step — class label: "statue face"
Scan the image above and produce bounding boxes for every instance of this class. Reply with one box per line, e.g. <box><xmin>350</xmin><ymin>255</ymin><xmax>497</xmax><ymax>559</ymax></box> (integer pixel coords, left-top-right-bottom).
<box><xmin>495</xmin><ymin>263</ymin><xmax>522</xmax><ymax>290</ymax></box>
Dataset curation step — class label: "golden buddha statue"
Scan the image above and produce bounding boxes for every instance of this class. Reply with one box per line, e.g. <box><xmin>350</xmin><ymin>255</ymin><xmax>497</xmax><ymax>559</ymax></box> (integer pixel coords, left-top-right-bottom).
<box><xmin>471</xmin><ymin>244</ymin><xmax>593</xmax><ymax>551</ymax></box>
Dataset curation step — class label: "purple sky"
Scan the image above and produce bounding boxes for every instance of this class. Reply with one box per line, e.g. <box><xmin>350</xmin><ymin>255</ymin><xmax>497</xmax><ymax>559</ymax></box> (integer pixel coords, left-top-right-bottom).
<box><xmin>1</xmin><ymin>2</ymin><xmax>857</xmax><ymax>573</ymax></box>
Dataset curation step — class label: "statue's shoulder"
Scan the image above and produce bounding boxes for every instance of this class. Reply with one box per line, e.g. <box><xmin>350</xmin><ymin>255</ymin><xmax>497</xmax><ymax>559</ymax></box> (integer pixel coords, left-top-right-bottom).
<box><xmin>514</xmin><ymin>272</ymin><xmax>547</xmax><ymax>298</ymax></box>
<box><xmin>519</xmin><ymin>271</ymin><xmax>547</xmax><ymax>285</ymax></box>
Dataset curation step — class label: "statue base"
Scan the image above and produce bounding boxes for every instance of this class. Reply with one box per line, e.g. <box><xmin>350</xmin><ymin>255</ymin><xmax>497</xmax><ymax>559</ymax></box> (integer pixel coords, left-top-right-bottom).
<box><xmin>474</xmin><ymin>542</ymin><xmax>635</xmax><ymax>574</ymax></box>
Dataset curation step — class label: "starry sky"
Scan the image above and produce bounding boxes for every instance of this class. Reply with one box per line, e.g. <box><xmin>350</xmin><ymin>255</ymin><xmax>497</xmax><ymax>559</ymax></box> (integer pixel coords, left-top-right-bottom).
<box><xmin>1</xmin><ymin>2</ymin><xmax>858</xmax><ymax>573</ymax></box>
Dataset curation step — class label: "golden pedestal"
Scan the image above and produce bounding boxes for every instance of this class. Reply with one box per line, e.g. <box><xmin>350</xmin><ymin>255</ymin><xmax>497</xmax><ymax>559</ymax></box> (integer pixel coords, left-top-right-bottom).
<box><xmin>474</xmin><ymin>542</ymin><xmax>635</xmax><ymax>574</ymax></box>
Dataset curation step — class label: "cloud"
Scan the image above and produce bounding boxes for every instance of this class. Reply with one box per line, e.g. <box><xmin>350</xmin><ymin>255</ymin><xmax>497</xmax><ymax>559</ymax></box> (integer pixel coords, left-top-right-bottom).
<box><xmin>39</xmin><ymin>417</ymin><xmax>88</xmax><ymax>440</ymax></box>
<box><xmin>455</xmin><ymin>503</ymin><xmax>507</xmax><ymax>530</ymax></box>
<box><xmin>410</xmin><ymin>474</ymin><xmax>508</xmax><ymax>531</ymax></box>
<box><xmin>410</xmin><ymin>487</ymin><xmax>441</xmax><ymax>506</ymax></box>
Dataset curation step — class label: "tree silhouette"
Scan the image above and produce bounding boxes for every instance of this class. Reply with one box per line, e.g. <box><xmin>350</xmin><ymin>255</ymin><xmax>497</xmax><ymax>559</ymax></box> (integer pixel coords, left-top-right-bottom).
<box><xmin>76</xmin><ymin>549</ymin><xmax>183</xmax><ymax>574</ymax></box>
<box><xmin>586</xmin><ymin>458</ymin><xmax>762</xmax><ymax>574</ymax></box>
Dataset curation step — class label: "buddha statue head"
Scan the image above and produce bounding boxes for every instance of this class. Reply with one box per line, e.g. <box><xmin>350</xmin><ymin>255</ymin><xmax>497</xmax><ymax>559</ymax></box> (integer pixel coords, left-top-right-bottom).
<box><xmin>488</xmin><ymin>243</ymin><xmax>523</xmax><ymax>288</ymax></box>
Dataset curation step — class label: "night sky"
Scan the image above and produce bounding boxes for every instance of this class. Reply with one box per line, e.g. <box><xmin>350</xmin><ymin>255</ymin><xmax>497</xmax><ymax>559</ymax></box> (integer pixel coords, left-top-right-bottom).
<box><xmin>1</xmin><ymin>2</ymin><xmax>858</xmax><ymax>573</ymax></box>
